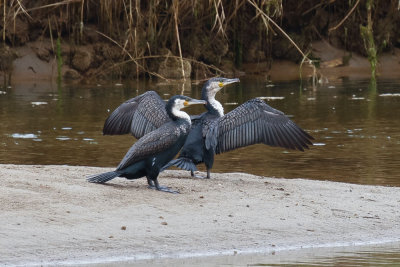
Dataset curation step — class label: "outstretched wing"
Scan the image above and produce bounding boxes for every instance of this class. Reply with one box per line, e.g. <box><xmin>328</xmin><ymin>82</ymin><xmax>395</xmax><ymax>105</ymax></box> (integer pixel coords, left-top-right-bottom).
<box><xmin>206</xmin><ymin>98</ymin><xmax>314</xmax><ymax>154</ymax></box>
<box><xmin>103</xmin><ymin>91</ymin><xmax>170</xmax><ymax>139</ymax></box>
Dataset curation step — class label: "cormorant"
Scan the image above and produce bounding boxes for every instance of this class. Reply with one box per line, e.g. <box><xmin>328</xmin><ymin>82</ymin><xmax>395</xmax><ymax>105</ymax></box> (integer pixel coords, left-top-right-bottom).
<box><xmin>87</xmin><ymin>95</ymin><xmax>206</xmax><ymax>193</ymax></box>
<box><xmin>102</xmin><ymin>90</ymin><xmax>172</xmax><ymax>137</ymax></box>
<box><xmin>102</xmin><ymin>77</ymin><xmax>314</xmax><ymax>179</ymax></box>
<box><xmin>162</xmin><ymin>77</ymin><xmax>314</xmax><ymax>178</ymax></box>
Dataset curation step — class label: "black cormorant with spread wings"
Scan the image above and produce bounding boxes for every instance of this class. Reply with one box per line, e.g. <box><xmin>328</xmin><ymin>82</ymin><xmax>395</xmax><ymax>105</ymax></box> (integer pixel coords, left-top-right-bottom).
<box><xmin>87</xmin><ymin>95</ymin><xmax>206</xmax><ymax>193</ymax></box>
<box><xmin>102</xmin><ymin>77</ymin><xmax>314</xmax><ymax>179</ymax></box>
<box><xmin>162</xmin><ymin>77</ymin><xmax>314</xmax><ymax>178</ymax></box>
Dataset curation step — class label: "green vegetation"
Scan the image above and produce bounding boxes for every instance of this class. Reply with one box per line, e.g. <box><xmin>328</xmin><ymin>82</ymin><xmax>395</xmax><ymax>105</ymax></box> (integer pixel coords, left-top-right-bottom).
<box><xmin>0</xmin><ymin>0</ymin><xmax>399</xmax><ymax>79</ymax></box>
<box><xmin>56</xmin><ymin>36</ymin><xmax>63</xmax><ymax>83</ymax></box>
<box><xmin>360</xmin><ymin>0</ymin><xmax>377</xmax><ymax>79</ymax></box>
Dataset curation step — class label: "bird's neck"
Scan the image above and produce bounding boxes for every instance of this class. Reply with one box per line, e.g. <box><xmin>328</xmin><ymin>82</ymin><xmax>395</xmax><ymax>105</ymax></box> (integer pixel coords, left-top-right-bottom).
<box><xmin>206</xmin><ymin>96</ymin><xmax>224</xmax><ymax>117</ymax></box>
<box><xmin>170</xmin><ymin>109</ymin><xmax>191</xmax><ymax>124</ymax></box>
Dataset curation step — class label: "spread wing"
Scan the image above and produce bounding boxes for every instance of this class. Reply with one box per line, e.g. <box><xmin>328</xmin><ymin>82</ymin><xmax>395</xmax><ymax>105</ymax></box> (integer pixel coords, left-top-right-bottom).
<box><xmin>103</xmin><ymin>91</ymin><xmax>171</xmax><ymax>139</ymax></box>
<box><xmin>117</xmin><ymin>122</ymin><xmax>180</xmax><ymax>170</ymax></box>
<box><xmin>206</xmin><ymin>98</ymin><xmax>314</xmax><ymax>154</ymax></box>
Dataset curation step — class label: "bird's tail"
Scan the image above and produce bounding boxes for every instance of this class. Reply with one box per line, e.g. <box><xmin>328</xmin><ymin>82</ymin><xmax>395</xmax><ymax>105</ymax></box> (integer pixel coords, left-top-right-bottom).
<box><xmin>87</xmin><ymin>171</ymin><xmax>120</xmax><ymax>183</ymax></box>
<box><xmin>161</xmin><ymin>157</ymin><xmax>198</xmax><ymax>172</ymax></box>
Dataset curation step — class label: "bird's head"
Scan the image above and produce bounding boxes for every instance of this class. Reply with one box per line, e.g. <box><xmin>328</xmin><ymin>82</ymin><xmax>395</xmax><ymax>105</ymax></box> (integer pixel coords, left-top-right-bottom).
<box><xmin>166</xmin><ymin>95</ymin><xmax>206</xmax><ymax>121</ymax></box>
<box><xmin>201</xmin><ymin>77</ymin><xmax>240</xmax><ymax>100</ymax></box>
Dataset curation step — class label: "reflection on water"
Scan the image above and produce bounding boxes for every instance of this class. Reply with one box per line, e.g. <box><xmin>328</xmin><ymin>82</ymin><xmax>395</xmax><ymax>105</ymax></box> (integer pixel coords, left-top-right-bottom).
<box><xmin>256</xmin><ymin>243</ymin><xmax>400</xmax><ymax>267</ymax></box>
<box><xmin>1</xmin><ymin>78</ymin><xmax>400</xmax><ymax>266</ymax></box>
<box><xmin>1</xmin><ymin>78</ymin><xmax>400</xmax><ymax>186</ymax></box>
<box><xmin>89</xmin><ymin>242</ymin><xmax>400</xmax><ymax>267</ymax></box>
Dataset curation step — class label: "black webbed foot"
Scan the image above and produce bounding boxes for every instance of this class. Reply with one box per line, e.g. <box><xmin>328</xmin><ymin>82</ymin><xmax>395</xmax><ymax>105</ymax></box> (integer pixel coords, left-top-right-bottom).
<box><xmin>193</xmin><ymin>174</ymin><xmax>208</xmax><ymax>179</ymax></box>
<box><xmin>189</xmin><ymin>170</ymin><xmax>211</xmax><ymax>179</ymax></box>
<box><xmin>190</xmin><ymin>170</ymin><xmax>210</xmax><ymax>179</ymax></box>
<box><xmin>155</xmin><ymin>185</ymin><xmax>180</xmax><ymax>194</ymax></box>
<box><xmin>150</xmin><ymin>179</ymin><xmax>180</xmax><ymax>194</ymax></box>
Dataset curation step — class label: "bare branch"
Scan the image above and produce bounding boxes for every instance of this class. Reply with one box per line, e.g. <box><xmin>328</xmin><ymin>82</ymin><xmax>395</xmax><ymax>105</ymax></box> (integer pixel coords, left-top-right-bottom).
<box><xmin>96</xmin><ymin>30</ymin><xmax>169</xmax><ymax>81</ymax></box>
<box><xmin>247</xmin><ymin>0</ymin><xmax>310</xmax><ymax>62</ymax></box>
<box><xmin>329</xmin><ymin>0</ymin><xmax>360</xmax><ymax>32</ymax></box>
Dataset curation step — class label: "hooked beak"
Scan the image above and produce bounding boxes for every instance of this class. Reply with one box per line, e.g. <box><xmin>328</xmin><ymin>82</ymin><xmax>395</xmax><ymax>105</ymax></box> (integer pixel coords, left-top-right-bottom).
<box><xmin>219</xmin><ymin>78</ymin><xmax>240</xmax><ymax>88</ymax></box>
<box><xmin>184</xmin><ymin>99</ymin><xmax>207</xmax><ymax>106</ymax></box>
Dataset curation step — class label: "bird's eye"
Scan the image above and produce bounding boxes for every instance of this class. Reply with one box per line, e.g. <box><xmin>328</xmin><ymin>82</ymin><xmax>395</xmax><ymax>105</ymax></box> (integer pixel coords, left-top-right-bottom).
<box><xmin>218</xmin><ymin>82</ymin><xmax>224</xmax><ymax>87</ymax></box>
<box><xmin>183</xmin><ymin>100</ymin><xmax>189</xmax><ymax>106</ymax></box>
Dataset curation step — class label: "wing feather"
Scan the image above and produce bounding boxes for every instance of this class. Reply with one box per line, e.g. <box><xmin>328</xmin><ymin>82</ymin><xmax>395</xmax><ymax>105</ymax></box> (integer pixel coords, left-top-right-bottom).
<box><xmin>282</xmin><ymin>124</ymin><xmax>305</xmax><ymax>151</ymax></box>
<box><xmin>117</xmin><ymin>122</ymin><xmax>181</xmax><ymax>170</ymax></box>
<box><xmin>277</xmin><ymin>124</ymin><xmax>296</xmax><ymax>150</ymax></box>
<box><xmin>205</xmin><ymin>98</ymin><xmax>314</xmax><ymax>154</ymax></box>
<box><xmin>103</xmin><ymin>91</ymin><xmax>170</xmax><ymax>138</ymax></box>
<box><xmin>271</xmin><ymin>125</ymin><xmax>285</xmax><ymax>147</ymax></box>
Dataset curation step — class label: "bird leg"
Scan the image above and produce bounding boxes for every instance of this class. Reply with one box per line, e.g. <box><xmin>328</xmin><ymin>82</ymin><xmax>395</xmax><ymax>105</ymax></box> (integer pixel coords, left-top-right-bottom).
<box><xmin>147</xmin><ymin>177</ymin><xmax>155</xmax><ymax>188</ymax></box>
<box><xmin>206</xmin><ymin>169</ymin><xmax>211</xmax><ymax>179</ymax></box>
<box><xmin>152</xmin><ymin>179</ymin><xmax>179</xmax><ymax>194</ymax></box>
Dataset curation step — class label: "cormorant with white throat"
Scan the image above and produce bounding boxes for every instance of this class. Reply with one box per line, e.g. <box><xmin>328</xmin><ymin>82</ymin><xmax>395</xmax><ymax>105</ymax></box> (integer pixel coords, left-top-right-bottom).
<box><xmin>162</xmin><ymin>77</ymin><xmax>314</xmax><ymax>178</ymax></box>
<box><xmin>87</xmin><ymin>95</ymin><xmax>206</xmax><ymax>193</ymax></box>
<box><xmin>102</xmin><ymin>77</ymin><xmax>314</xmax><ymax>179</ymax></box>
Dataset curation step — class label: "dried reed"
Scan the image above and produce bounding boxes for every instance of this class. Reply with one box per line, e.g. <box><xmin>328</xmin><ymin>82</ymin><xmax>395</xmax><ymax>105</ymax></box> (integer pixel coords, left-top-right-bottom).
<box><xmin>1</xmin><ymin>0</ymin><xmax>389</xmax><ymax>80</ymax></box>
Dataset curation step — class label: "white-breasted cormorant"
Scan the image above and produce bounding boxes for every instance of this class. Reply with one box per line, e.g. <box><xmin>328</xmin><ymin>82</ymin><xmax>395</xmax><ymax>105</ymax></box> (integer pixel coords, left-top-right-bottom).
<box><xmin>102</xmin><ymin>77</ymin><xmax>314</xmax><ymax>179</ymax></box>
<box><xmin>87</xmin><ymin>95</ymin><xmax>206</xmax><ymax>193</ymax></box>
<box><xmin>162</xmin><ymin>77</ymin><xmax>314</xmax><ymax>178</ymax></box>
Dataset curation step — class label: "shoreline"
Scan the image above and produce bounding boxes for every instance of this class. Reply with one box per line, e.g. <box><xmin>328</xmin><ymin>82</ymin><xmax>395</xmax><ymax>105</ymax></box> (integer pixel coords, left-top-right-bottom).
<box><xmin>89</xmin><ymin>241</ymin><xmax>400</xmax><ymax>267</ymax></box>
<box><xmin>1</xmin><ymin>164</ymin><xmax>400</xmax><ymax>266</ymax></box>
<box><xmin>29</xmin><ymin>239</ymin><xmax>400</xmax><ymax>266</ymax></box>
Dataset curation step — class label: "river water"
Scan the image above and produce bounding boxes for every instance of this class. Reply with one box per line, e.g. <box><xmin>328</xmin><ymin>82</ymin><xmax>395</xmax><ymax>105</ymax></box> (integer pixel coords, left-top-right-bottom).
<box><xmin>1</xmin><ymin>77</ymin><xmax>400</xmax><ymax>266</ymax></box>
<box><xmin>95</xmin><ymin>242</ymin><xmax>400</xmax><ymax>266</ymax></box>
<box><xmin>1</xmin><ymin>77</ymin><xmax>399</xmax><ymax>186</ymax></box>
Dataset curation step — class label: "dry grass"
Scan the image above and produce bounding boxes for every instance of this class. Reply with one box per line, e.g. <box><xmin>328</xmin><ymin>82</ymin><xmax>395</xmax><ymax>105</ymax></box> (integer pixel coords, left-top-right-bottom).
<box><xmin>1</xmin><ymin>0</ymin><xmax>396</xmax><ymax>79</ymax></box>
<box><xmin>0</xmin><ymin>0</ymin><xmax>300</xmax><ymax>79</ymax></box>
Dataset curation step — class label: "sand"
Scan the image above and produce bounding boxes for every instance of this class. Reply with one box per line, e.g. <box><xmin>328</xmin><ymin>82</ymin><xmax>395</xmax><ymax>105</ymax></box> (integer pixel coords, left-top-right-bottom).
<box><xmin>1</xmin><ymin>164</ymin><xmax>399</xmax><ymax>266</ymax></box>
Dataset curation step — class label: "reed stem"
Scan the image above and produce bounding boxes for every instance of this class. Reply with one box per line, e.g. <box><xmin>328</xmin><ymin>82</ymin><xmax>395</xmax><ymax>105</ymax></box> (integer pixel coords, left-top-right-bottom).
<box><xmin>360</xmin><ymin>0</ymin><xmax>377</xmax><ymax>79</ymax></box>
<box><xmin>173</xmin><ymin>0</ymin><xmax>185</xmax><ymax>80</ymax></box>
<box><xmin>56</xmin><ymin>36</ymin><xmax>63</xmax><ymax>83</ymax></box>
<box><xmin>3</xmin><ymin>0</ymin><xmax>6</xmax><ymax>45</ymax></box>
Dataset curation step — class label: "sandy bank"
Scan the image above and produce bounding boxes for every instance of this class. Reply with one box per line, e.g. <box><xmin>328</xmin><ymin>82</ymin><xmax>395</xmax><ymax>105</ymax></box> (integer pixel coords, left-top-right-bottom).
<box><xmin>1</xmin><ymin>164</ymin><xmax>399</xmax><ymax>266</ymax></box>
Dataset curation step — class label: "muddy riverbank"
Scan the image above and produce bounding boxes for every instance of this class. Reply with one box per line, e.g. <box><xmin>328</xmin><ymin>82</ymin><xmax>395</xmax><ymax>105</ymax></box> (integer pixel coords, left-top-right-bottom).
<box><xmin>2</xmin><ymin>39</ymin><xmax>400</xmax><ymax>85</ymax></box>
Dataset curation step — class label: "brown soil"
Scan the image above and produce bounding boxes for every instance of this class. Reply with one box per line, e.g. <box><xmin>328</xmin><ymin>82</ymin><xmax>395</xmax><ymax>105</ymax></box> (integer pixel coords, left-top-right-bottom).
<box><xmin>243</xmin><ymin>41</ymin><xmax>400</xmax><ymax>81</ymax></box>
<box><xmin>3</xmin><ymin>39</ymin><xmax>400</xmax><ymax>84</ymax></box>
